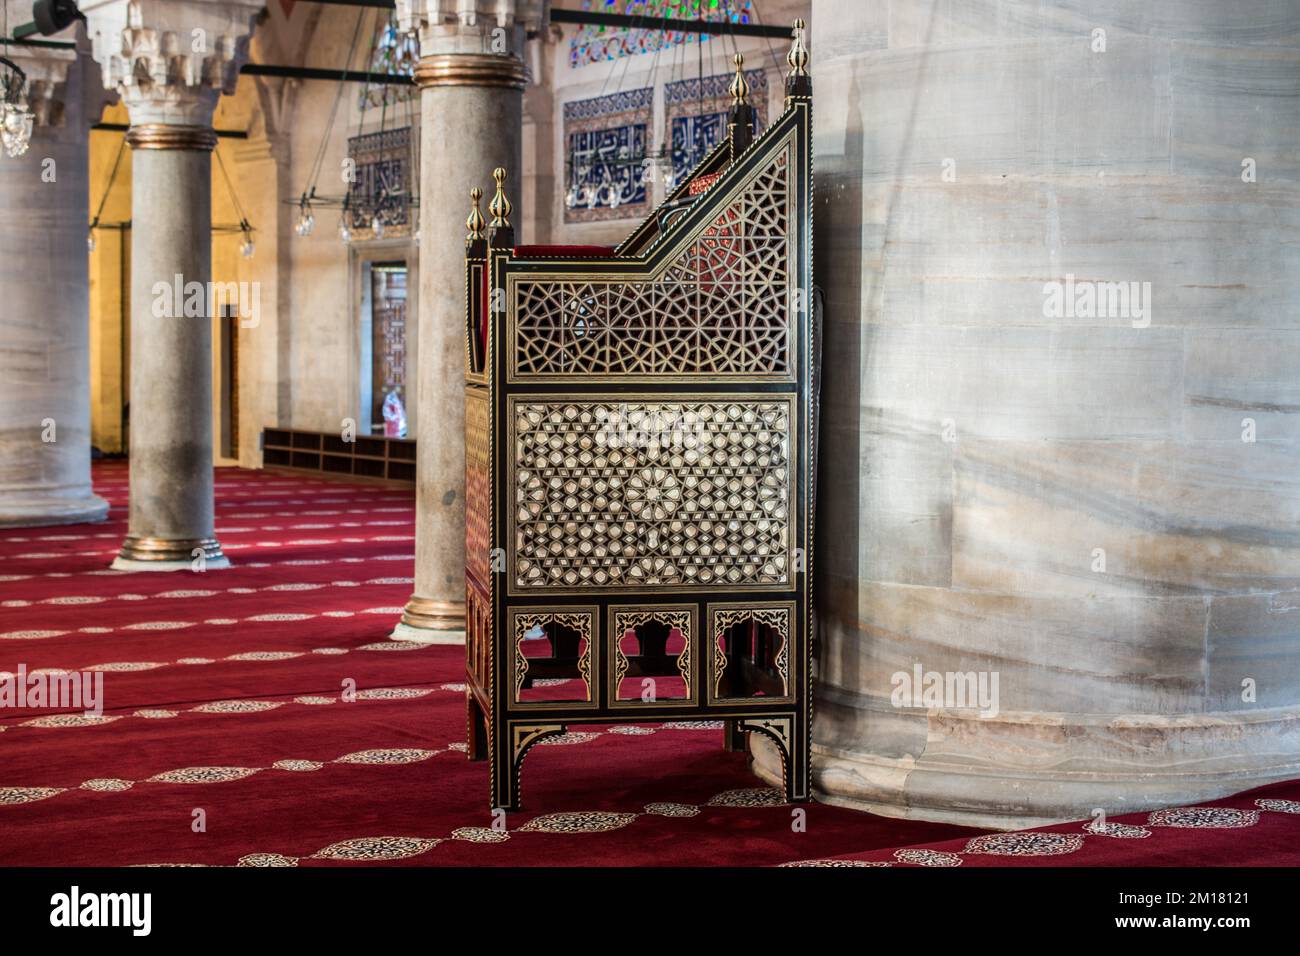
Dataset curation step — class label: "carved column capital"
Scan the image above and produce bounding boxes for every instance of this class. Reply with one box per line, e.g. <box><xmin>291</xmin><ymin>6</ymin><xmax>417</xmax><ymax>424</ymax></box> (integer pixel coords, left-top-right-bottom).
<box><xmin>395</xmin><ymin>0</ymin><xmax>546</xmax><ymax>61</ymax></box>
<box><xmin>81</xmin><ymin>0</ymin><xmax>260</xmax><ymax>128</ymax></box>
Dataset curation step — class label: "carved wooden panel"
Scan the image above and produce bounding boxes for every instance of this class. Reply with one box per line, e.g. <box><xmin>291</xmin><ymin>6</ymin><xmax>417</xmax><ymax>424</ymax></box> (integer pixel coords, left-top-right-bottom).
<box><xmin>512</xmin><ymin>143</ymin><xmax>792</xmax><ymax>379</ymax></box>
<box><xmin>465</xmin><ymin>386</ymin><xmax>491</xmax><ymax>590</ymax></box>
<box><xmin>709</xmin><ymin>603</ymin><xmax>794</xmax><ymax>703</ymax></box>
<box><xmin>509</xmin><ymin>609</ymin><xmax>596</xmax><ymax>707</ymax></box>
<box><xmin>610</xmin><ymin>606</ymin><xmax>695</xmax><ymax>705</ymax></box>
<box><xmin>470</xmin><ymin>77</ymin><xmax>816</xmax><ymax>810</ymax></box>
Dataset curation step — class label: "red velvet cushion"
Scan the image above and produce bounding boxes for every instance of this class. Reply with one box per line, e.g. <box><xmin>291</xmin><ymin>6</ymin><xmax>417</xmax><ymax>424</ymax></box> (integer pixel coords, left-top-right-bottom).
<box><xmin>688</xmin><ymin>171</ymin><xmax>723</xmax><ymax>196</ymax></box>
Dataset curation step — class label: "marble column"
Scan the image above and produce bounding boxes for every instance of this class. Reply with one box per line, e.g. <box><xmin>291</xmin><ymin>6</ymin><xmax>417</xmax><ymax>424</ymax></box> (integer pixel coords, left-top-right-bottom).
<box><xmin>82</xmin><ymin>0</ymin><xmax>259</xmax><ymax>571</ymax></box>
<box><xmin>750</xmin><ymin>0</ymin><xmax>1300</xmax><ymax>828</ymax></box>
<box><xmin>390</xmin><ymin>1</ymin><xmax>541</xmax><ymax>642</ymax></box>
<box><xmin>0</xmin><ymin>32</ymin><xmax>108</xmax><ymax>528</ymax></box>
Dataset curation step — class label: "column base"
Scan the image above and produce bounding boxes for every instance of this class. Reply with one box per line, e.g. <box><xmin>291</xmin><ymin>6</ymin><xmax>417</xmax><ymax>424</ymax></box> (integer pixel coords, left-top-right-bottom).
<box><xmin>110</xmin><ymin>536</ymin><xmax>230</xmax><ymax>573</ymax></box>
<box><xmin>389</xmin><ymin>596</ymin><xmax>466</xmax><ymax>645</ymax></box>
<box><xmin>0</xmin><ymin>493</ymin><xmax>109</xmax><ymax>529</ymax></box>
<box><xmin>750</xmin><ymin>696</ymin><xmax>1300</xmax><ymax>830</ymax></box>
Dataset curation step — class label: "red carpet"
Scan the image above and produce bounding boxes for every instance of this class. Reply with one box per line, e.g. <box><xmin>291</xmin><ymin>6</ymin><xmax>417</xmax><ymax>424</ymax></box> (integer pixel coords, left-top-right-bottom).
<box><xmin>1</xmin><ymin>461</ymin><xmax>1297</xmax><ymax>866</ymax></box>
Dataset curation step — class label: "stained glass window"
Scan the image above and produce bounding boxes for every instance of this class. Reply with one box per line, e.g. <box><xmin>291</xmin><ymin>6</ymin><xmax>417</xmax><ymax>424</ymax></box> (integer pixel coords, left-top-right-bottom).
<box><xmin>568</xmin><ymin>0</ymin><xmax>757</xmax><ymax>69</ymax></box>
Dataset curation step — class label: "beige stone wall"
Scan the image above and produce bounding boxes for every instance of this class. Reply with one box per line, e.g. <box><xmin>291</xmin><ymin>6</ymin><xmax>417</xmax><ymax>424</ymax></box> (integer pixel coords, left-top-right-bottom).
<box><xmin>87</xmin><ymin>118</ymin><xmax>131</xmax><ymax>455</ymax></box>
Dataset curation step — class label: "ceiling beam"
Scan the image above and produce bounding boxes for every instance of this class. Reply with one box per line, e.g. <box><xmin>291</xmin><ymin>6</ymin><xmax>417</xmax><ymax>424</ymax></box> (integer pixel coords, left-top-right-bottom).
<box><xmin>241</xmin><ymin>63</ymin><xmax>414</xmax><ymax>85</ymax></box>
<box><xmin>4</xmin><ymin>4</ymin><xmax>796</xmax><ymax>67</ymax></box>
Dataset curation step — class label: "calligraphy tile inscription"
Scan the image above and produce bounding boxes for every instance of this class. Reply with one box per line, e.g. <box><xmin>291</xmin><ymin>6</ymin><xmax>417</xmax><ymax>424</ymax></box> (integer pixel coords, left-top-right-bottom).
<box><xmin>562</xmin><ymin>88</ymin><xmax>653</xmax><ymax>224</ymax></box>
<box><xmin>347</xmin><ymin>127</ymin><xmax>413</xmax><ymax>237</ymax></box>
<box><xmin>666</xmin><ymin>69</ymin><xmax>768</xmax><ymax>183</ymax></box>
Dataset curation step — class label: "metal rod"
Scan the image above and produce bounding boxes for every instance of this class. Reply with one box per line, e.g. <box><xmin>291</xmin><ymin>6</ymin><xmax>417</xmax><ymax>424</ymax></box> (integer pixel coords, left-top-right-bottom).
<box><xmin>0</xmin><ymin>42</ymin><xmax>410</xmax><ymax>85</ymax></box>
<box><xmin>241</xmin><ymin>63</ymin><xmax>414</xmax><ymax>85</ymax></box>
<box><xmin>92</xmin><ymin>122</ymin><xmax>249</xmax><ymax>139</ymax></box>
<box><xmin>552</xmin><ymin>7</ymin><xmax>791</xmax><ymax>39</ymax></box>
<box><xmin>4</xmin><ymin>6</ymin><xmax>793</xmax><ymax>65</ymax></box>
<box><xmin>301</xmin><ymin>2</ymin><xmax>793</xmax><ymax>39</ymax></box>
<box><xmin>0</xmin><ymin>35</ymin><xmax>74</xmax><ymax>48</ymax></box>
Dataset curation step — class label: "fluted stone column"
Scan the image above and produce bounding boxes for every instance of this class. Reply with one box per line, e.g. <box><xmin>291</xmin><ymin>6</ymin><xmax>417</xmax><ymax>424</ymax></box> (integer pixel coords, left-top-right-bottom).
<box><xmin>0</xmin><ymin>29</ymin><xmax>107</xmax><ymax>528</ymax></box>
<box><xmin>83</xmin><ymin>0</ymin><xmax>259</xmax><ymax>571</ymax></box>
<box><xmin>390</xmin><ymin>1</ymin><xmax>542</xmax><ymax>642</ymax></box>
<box><xmin>750</xmin><ymin>0</ymin><xmax>1300</xmax><ymax>828</ymax></box>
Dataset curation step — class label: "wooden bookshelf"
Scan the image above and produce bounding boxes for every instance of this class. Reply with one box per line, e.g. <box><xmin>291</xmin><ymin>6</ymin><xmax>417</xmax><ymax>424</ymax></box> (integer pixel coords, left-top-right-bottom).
<box><xmin>261</xmin><ymin>428</ymin><xmax>416</xmax><ymax>485</ymax></box>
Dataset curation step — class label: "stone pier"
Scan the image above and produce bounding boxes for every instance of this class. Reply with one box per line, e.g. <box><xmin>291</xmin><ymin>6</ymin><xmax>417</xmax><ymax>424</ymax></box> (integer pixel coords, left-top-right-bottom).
<box><xmin>390</xmin><ymin>0</ymin><xmax>542</xmax><ymax>642</ymax></box>
<box><xmin>750</xmin><ymin>0</ymin><xmax>1300</xmax><ymax>828</ymax></box>
<box><xmin>0</xmin><ymin>28</ymin><xmax>107</xmax><ymax>529</ymax></box>
<box><xmin>83</xmin><ymin>0</ymin><xmax>260</xmax><ymax>570</ymax></box>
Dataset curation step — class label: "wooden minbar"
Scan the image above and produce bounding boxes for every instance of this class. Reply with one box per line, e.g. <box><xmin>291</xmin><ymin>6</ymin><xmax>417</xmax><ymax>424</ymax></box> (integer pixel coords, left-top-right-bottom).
<box><xmin>462</xmin><ymin>23</ymin><xmax>816</xmax><ymax>810</ymax></box>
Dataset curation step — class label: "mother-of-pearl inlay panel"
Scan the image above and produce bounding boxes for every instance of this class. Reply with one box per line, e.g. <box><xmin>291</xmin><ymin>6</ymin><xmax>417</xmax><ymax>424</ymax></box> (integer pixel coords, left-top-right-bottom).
<box><xmin>511</xmin><ymin>399</ymin><xmax>793</xmax><ymax>591</ymax></box>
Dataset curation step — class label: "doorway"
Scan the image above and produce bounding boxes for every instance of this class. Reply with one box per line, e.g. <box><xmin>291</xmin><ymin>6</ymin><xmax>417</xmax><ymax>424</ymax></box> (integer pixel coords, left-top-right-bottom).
<box><xmin>360</xmin><ymin>261</ymin><xmax>409</xmax><ymax>436</ymax></box>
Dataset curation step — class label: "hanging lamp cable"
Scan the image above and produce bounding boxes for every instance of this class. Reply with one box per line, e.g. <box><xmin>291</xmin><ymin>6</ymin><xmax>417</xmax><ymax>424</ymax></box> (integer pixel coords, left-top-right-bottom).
<box><xmin>746</xmin><ymin>0</ymin><xmax>789</xmax><ymax>76</ymax></box>
<box><xmin>214</xmin><ymin>146</ymin><xmax>251</xmax><ymax>231</ymax></box>
<box><xmin>303</xmin><ymin>6</ymin><xmax>367</xmax><ymax>198</ymax></box>
<box><xmin>88</xmin><ymin>133</ymin><xmax>126</xmax><ymax>232</ymax></box>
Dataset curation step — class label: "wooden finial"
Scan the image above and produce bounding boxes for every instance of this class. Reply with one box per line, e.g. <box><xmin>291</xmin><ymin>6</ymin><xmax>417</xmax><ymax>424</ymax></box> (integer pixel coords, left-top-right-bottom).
<box><xmin>488</xmin><ymin>167</ymin><xmax>512</xmax><ymax>229</ymax></box>
<box><xmin>728</xmin><ymin>53</ymin><xmax>750</xmax><ymax>106</ymax></box>
<box><xmin>787</xmin><ymin>18</ymin><xmax>809</xmax><ymax>78</ymax></box>
<box><xmin>466</xmin><ymin>187</ymin><xmax>486</xmax><ymax>241</ymax></box>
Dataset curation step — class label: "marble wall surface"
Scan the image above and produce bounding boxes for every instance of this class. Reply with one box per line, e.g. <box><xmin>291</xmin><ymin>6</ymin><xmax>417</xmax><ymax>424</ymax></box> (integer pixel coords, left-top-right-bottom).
<box><xmin>0</xmin><ymin>51</ymin><xmax>107</xmax><ymax>528</ymax></box>
<box><xmin>750</xmin><ymin>0</ymin><xmax>1300</xmax><ymax>828</ymax></box>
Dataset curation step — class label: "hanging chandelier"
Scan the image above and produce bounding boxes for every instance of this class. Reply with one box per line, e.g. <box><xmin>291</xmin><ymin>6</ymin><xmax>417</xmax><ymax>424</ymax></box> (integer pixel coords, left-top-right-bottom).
<box><xmin>289</xmin><ymin>8</ymin><xmax>419</xmax><ymax>244</ymax></box>
<box><xmin>0</xmin><ymin>55</ymin><xmax>34</xmax><ymax>158</ymax></box>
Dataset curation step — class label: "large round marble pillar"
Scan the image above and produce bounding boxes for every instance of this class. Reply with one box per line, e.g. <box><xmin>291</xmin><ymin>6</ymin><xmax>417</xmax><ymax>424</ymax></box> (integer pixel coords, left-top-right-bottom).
<box><xmin>0</xmin><ymin>49</ymin><xmax>107</xmax><ymax>528</ymax></box>
<box><xmin>83</xmin><ymin>0</ymin><xmax>259</xmax><ymax>571</ymax></box>
<box><xmin>390</xmin><ymin>6</ymin><xmax>532</xmax><ymax>642</ymax></box>
<box><xmin>751</xmin><ymin>0</ymin><xmax>1300</xmax><ymax>828</ymax></box>
<box><xmin>111</xmin><ymin>127</ymin><xmax>226</xmax><ymax>570</ymax></box>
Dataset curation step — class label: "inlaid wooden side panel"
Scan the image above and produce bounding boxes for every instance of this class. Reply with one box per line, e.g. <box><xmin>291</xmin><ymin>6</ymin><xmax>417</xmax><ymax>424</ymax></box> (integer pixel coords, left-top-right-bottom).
<box><xmin>465</xmin><ymin>386</ymin><xmax>492</xmax><ymax>591</ymax></box>
<box><xmin>510</xmin><ymin>397</ymin><xmax>794</xmax><ymax>592</ymax></box>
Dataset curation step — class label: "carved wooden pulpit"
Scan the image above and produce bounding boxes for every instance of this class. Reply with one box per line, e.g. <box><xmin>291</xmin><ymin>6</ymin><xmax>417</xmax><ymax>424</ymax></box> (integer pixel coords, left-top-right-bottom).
<box><xmin>462</xmin><ymin>22</ymin><xmax>816</xmax><ymax>811</ymax></box>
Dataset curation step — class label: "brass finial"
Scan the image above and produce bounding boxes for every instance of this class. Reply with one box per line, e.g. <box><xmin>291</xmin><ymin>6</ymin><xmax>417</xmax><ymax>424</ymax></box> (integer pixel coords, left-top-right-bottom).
<box><xmin>488</xmin><ymin>167</ymin><xmax>512</xmax><ymax>229</ymax></box>
<box><xmin>728</xmin><ymin>53</ymin><xmax>749</xmax><ymax>106</ymax></box>
<box><xmin>787</xmin><ymin>18</ymin><xmax>809</xmax><ymax>77</ymax></box>
<box><xmin>466</xmin><ymin>187</ymin><xmax>486</xmax><ymax>241</ymax></box>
